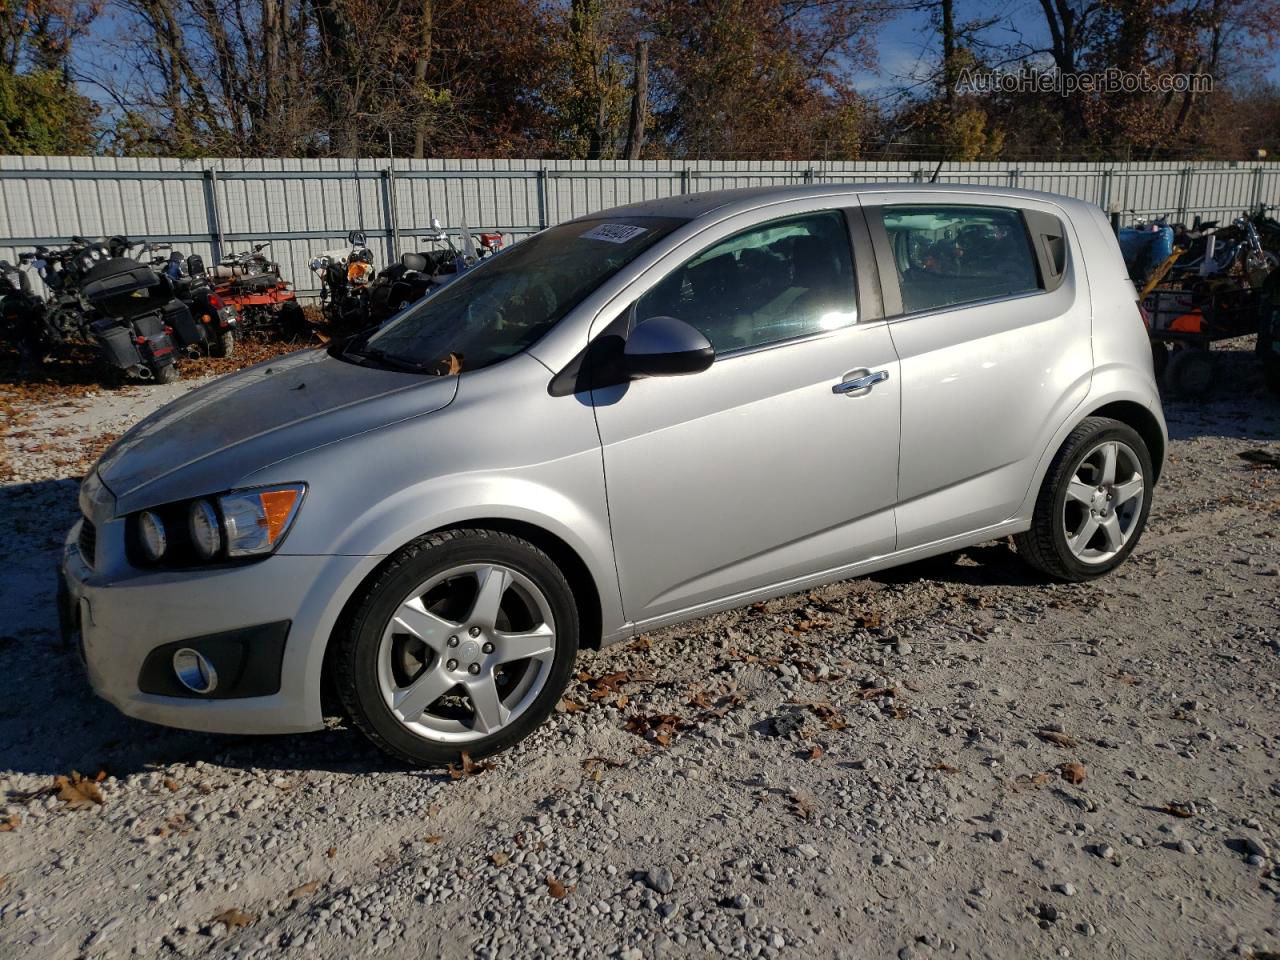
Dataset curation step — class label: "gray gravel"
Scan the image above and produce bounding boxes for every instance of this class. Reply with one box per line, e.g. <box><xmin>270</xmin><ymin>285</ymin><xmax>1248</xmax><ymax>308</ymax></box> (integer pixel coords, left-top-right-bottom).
<box><xmin>1</xmin><ymin>338</ymin><xmax>1278</xmax><ymax>959</ymax></box>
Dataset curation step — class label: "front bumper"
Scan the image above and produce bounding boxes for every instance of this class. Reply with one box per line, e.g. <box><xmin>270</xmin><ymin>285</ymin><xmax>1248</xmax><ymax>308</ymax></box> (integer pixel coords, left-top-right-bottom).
<box><xmin>61</xmin><ymin>519</ymin><xmax>377</xmax><ymax>735</ymax></box>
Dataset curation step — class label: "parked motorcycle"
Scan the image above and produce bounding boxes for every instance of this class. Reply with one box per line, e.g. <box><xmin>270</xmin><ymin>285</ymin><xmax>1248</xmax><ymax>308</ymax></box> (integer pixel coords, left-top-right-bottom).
<box><xmin>149</xmin><ymin>248</ymin><xmax>239</xmax><ymax>357</ymax></box>
<box><xmin>365</xmin><ymin>221</ymin><xmax>504</xmax><ymax>325</ymax></box>
<box><xmin>310</xmin><ymin>231</ymin><xmax>376</xmax><ymax>332</ymax></box>
<box><xmin>0</xmin><ymin>236</ymin><xmax>187</xmax><ymax>382</ymax></box>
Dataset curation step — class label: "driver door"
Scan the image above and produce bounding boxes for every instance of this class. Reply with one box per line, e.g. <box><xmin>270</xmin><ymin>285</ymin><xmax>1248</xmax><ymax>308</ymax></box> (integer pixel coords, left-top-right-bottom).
<box><xmin>590</xmin><ymin>206</ymin><xmax>902</xmax><ymax>627</ymax></box>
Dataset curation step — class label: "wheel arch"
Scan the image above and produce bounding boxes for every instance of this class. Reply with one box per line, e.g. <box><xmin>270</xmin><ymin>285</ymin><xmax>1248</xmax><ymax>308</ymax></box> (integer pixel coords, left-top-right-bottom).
<box><xmin>320</xmin><ymin>519</ymin><xmax>607</xmax><ymax>719</ymax></box>
<box><xmin>1085</xmin><ymin>399</ymin><xmax>1166</xmax><ymax>482</ymax></box>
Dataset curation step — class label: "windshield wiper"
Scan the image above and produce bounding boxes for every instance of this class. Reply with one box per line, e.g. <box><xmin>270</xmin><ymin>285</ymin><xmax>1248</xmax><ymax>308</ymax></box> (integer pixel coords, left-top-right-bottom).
<box><xmin>342</xmin><ymin>344</ymin><xmax>435</xmax><ymax>374</ymax></box>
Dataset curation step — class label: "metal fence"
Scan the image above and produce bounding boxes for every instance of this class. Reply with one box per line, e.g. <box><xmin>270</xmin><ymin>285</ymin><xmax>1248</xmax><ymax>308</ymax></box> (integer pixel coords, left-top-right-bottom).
<box><xmin>2</xmin><ymin>156</ymin><xmax>1278</xmax><ymax>297</ymax></box>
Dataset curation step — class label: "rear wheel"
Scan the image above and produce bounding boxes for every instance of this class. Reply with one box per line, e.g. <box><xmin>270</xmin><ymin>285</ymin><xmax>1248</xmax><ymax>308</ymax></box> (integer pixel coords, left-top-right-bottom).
<box><xmin>1166</xmin><ymin>346</ymin><xmax>1215</xmax><ymax>399</ymax></box>
<box><xmin>1015</xmin><ymin>417</ymin><xmax>1153</xmax><ymax>581</ymax></box>
<box><xmin>214</xmin><ymin>330</ymin><xmax>235</xmax><ymax>358</ymax></box>
<box><xmin>153</xmin><ymin>362</ymin><xmax>179</xmax><ymax>385</ymax></box>
<box><xmin>335</xmin><ymin>529</ymin><xmax>579</xmax><ymax>766</ymax></box>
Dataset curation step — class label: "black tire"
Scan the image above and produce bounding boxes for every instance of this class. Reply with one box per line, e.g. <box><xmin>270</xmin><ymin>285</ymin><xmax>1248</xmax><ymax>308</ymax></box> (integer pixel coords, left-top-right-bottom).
<box><xmin>278</xmin><ymin>300</ymin><xmax>308</xmax><ymax>338</ymax></box>
<box><xmin>1263</xmin><ymin>356</ymin><xmax>1280</xmax><ymax>397</ymax></box>
<box><xmin>153</xmin><ymin>362</ymin><xmax>179</xmax><ymax>384</ymax></box>
<box><xmin>334</xmin><ymin>528</ymin><xmax>579</xmax><ymax>767</ymax></box>
<box><xmin>1150</xmin><ymin>340</ymin><xmax>1169</xmax><ymax>379</ymax></box>
<box><xmin>1165</xmin><ymin>347</ymin><xmax>1215</xmax><ymax>399</ymax></box>
<box><xmin>214</xmin><ymin>330</ymin><xmax>235</xmax><ymax>358</ymax></box>
<box><xmin>1014</xmin><ymin>416</ymin><xmax>1154</xmax><ymax>582</ymax></box>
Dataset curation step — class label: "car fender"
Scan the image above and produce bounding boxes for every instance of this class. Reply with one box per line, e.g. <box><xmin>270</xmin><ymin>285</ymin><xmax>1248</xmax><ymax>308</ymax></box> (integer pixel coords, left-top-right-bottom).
<box><xmin>1013</xmin><ymin>370</ymin><xmax>1166</xmax><ymax>522</ymax></box>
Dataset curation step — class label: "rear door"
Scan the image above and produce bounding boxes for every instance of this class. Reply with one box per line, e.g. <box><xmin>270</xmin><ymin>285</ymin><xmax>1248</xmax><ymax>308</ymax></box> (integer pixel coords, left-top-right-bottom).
<box><xmin>863</xmin><ymin>193</ymin><xmax>1091</xmax><ymax>549</ymax></box>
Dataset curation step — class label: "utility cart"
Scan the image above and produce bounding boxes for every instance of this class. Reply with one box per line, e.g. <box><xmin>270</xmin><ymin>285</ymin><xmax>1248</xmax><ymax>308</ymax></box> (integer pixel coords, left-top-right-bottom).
<box><xmin>1143</xmin><ymin>283</ymin><xmax>1261</xmax><ymax>398</ymax></box>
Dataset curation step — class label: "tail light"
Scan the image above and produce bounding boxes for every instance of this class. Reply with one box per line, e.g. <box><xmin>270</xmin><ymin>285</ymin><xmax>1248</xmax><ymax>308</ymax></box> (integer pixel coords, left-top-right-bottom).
<box><xmin>208</xmin><ymin>293</ymin><xmax>223</xmax><ymax>308</ymax></box>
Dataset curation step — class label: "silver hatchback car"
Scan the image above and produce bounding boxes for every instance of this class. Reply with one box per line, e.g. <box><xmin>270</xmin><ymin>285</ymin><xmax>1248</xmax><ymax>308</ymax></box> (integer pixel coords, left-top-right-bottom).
<box><xmin>61</xmin><ymin>185</ymin><xmax>1166</xmax><ymax>765</ymax></box>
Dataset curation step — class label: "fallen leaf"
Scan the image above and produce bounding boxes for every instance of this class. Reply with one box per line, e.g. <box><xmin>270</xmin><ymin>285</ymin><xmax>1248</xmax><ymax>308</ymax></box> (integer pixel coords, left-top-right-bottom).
<box><xmin>1160</xmin><ymin>802</ymin><xmax>1195</xmax><ymax>819</ymax></box>
<box><xmin>787</xmin><ymin>792</ymin><xmax>815</xmax><ymax>820</ymax></box>
<box><xmin>1060</xmin><ymin>762</ymin><xmax>1086</xmax><ymax>785</ymax></box>
<box><xmin>211</xmin><ymin>908</ymin><xmax>256</xmax><ymax>929</ymax></box>
<box><xmin>614</xmin><ymin>693</ymin><xmax>629</xmax><ymax>710</ymax></box>
<box><xmin>289</xmin><ymin>881</ymin><xmax>320</xmax><ymax>898</ymax></box>
<box><xmin>930</xmin><ymin>763</ymin><xmax>960</xmax><ymax>774</ymax></box>
<box><xmin>1036</xmin><ymin>730</ymin><xmax>1079</xmax><ymax>748</ymax></box>
<box><xmin>556</xmin><ymin>698</ymin><xmax>584</xmax><ymax>714</ymax></box>
<box><xmin>858</xmin><ymin>686</ymin><xmax>896</xmax><ymax>700</ymax></box>
<box><xmin>546</xmin><ymin>875</ymin><xmax>574</xmax><ymax>898</ymax></box>
<box><xmin>447</xmin><ymin>752</ymin><xmax>495</xmax><ymax>780</ymax></box>
<box><xmin>424</xmin><ymin>835</ymin><xmax>443</xmax><ymax>844</ymax></box>
<box><xmin>628</xmin><ymin>636</ymin><xmax>652</xmax><ymax>651</ymax></box>
<box><xmin>489</xmin><ymin>852</ymin><xmax>509</xmax><ymax>867</ymax></box>
<box><xmin>326</xmin><ymin>847</ymin><xmax>337</xmax><ymax>858</ymax></box>
<box><xmin>588</xmin><ymin>671</ymin><xmax>633</xmax><ymax>700</ymax></box>
<box><xmin>162</xmin><ymin>779</ymin><xmax>180</xmax><ymax>793</ymax></box>
<box><xmin>0</xmin><ymin>813</ymin><xmax>19</xmax><ymax>831</ymax></box>
<box><xmin>55</xmin><ymin>771</ymin><xmax>104</xmax><ymax>810</ymax></box>
<box><xmin>806</xmin><ymin>745</ymin><xmax>824</xmax><ymax>761</ymax></box>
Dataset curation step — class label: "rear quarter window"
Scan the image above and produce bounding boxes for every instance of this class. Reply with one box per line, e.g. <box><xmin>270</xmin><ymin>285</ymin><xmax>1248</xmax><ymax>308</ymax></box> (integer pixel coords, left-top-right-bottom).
<box><xmin>879</xmin><ymin>205</ymin><xmax>1042</xmax><ymax>314</ymax></box>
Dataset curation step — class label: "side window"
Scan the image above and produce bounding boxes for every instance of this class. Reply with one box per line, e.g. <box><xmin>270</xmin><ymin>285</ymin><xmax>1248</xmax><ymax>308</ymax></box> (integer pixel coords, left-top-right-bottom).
<box><xmin>635</xmin><ymin>210</ymin><xmax>857</xmax><ymax>354</ymax></box>
<box><xmin>879</xmin><ymin>205</ymin><xmax>1042</xmax><ymax>314</ymax></box>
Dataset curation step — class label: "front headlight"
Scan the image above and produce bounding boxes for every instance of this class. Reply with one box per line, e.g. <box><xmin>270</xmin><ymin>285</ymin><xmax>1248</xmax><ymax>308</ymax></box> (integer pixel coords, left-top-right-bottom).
<box><xmin>219</xmin><ymin>485</ymin><xmax>305</xmax><ymax>557</ymax></box>
<box><xmin>138</xmin><ymin>511</ymin><xmax>167</xmax><ymax>561</ymax></box>
<box><xmin>127</xmin><ymin>483</ymin><xmax>305</xmax><ymax>567</ymax></box>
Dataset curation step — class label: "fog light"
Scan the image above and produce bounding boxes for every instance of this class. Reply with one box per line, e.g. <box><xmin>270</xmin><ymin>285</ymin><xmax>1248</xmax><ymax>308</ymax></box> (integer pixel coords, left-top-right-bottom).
<box><xmin>172</xmin><ymin>648</ymin><xmax>218</xmax><ymax>694</ymax></box>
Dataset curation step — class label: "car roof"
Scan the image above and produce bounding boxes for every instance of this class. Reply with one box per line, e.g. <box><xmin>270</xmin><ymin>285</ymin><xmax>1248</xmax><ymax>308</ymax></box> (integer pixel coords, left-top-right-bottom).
<box><xmin>582</xmin><ymin>182</ymin><xmax>1092</xmax><ymax>223</ymax></box>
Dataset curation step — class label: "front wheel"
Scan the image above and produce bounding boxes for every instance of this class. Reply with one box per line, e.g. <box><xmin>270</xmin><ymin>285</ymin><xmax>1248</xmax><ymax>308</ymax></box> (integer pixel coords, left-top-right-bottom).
<box><xmin>334</xmin><ymin>529</ymin><xmax>579</xmax><ymax>766</ymax></box>
<box><xmin>1015</xmin><ymin>417</ymin><xmax>1153</xmax><ymax>581</ymax></box>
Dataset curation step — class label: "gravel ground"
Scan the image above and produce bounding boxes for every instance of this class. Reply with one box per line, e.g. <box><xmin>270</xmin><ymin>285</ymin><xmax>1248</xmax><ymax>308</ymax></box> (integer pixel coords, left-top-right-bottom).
<box><xmin>1</xmin><ymin>338</ymin><xmax>1278</xmax><ymax>960</ymax></box>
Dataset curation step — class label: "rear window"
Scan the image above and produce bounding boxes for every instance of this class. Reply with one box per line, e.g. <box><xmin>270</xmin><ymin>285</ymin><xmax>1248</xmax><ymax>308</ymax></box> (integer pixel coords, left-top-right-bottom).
<box><xmin>880</xmin><ymin>205</ymin><xmax>1041</xmax><ymax>314</ymax></box>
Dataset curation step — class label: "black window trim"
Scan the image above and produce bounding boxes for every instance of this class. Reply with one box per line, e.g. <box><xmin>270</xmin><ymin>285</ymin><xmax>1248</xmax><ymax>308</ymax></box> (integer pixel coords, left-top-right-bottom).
<box><xmin>864</xmin><ymin>202</ymin><xmax>1070</xmax><ymax>321</ymax></box>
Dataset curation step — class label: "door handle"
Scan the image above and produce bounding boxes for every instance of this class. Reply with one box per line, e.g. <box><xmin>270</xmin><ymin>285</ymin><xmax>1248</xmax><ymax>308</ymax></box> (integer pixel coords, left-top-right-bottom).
<box><xmin>832</xmin><ymin>369</ymin><xmax>890</xmax><ymax>395</ymax></box>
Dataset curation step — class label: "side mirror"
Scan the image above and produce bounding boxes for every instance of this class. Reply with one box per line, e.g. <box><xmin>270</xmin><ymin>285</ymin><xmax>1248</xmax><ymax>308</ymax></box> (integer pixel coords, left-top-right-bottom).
<box><xmin>623</xmin><ymin>316</ymin><xmax>714</xmax><ymax>377</ymax></box>
<box><xmin>348</xmin><ymin>230</ymin><xmax>367</xmax><ymax>247</ymax></box>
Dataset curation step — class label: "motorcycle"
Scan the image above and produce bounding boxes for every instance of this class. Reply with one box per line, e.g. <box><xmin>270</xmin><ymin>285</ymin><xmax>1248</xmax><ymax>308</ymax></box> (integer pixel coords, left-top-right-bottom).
<box><xmin>209</xmin><ymin>241</ymin><xmax>306</xmax><ymax>336</ymax></box>
<box><xmin>365</xmin><ymin>221</ymin><xmax>504</xmax><ymax>325</ymax></box>
<box><xmin>150</xmin><ymin>248</ymin><xmax>239</xmax><ymax>357</ymax></box>
<box><xmin>310</xmin><ymin>231</ymin><xmax>377</xmax><ymax>333</ymax></box>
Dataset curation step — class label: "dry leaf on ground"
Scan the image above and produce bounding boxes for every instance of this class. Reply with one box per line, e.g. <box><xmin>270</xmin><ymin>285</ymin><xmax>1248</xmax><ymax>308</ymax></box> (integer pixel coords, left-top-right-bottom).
<box><xmin>0</xmin><ymin>813</ymin><xmax>19</xmax><ymax>831</ymax></box>
<box><xmin>447</xmin><ymin>752</ymin><xmax>495</xmax><ymax>780</ymax></box>
<box><xmin>1060</xmin><ymin>762</ymin><xmax>1087</xmax><ymax>785</ymax></box>
<box><xmin>55</xmin><ymin>771</ymin><xmax>105</xmax><ymax>810</ymax></box>
<box><xmin>546</xmin><ymin>875</ymin><xmax>574</xmax><ymax>898</ymax></box>
<box><xmin>289</xmin><ymin>881</ymin><xmax>321</xmax><ymax>898</ymax></box>
<box><xmin>212</xmin><ymin>908</ymin><xmax>256</xmax><ymax>929</ymax></box>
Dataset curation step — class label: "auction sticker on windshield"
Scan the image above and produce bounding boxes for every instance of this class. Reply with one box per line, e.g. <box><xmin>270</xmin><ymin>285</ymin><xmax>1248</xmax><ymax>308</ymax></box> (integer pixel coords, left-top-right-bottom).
<box><xmin>580</xmin><ymin>223</ymin><xmax>649</xmax><ymax>244</ymax></box>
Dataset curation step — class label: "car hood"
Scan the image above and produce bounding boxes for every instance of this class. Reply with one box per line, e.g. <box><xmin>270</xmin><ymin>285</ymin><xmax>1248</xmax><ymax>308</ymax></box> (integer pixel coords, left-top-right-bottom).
<box><xmin>96</xmin><ymin>347</ymin><xmax>458</xmax><ymax>515</ymax></box>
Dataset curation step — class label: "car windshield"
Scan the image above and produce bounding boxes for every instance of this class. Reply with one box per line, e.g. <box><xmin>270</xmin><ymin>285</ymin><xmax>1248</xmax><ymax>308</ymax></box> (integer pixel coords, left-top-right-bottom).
<box><xmin>352</xmin><ymin>216</ymin><xmax>685</xmax><ymax>374</ymax></box>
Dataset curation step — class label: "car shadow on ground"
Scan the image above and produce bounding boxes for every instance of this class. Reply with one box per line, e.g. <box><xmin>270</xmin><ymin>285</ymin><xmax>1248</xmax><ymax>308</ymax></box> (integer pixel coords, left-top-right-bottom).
<box><xmin>869</xmin><ymin>541</ymin><xmax>1047</xmax><ymax>588</ymax></box>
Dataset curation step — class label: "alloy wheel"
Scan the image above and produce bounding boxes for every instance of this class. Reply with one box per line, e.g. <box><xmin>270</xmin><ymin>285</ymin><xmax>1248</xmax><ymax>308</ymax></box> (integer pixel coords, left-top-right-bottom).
<box><xmin>1062</xmin><ymin>439</ymin><xmax>1146</xmax><ymax>565</ymax></box>
<box><xmin>376</xmin><ymin>563</ymin><xmax>556</xmax><ymax>743</ymax></box>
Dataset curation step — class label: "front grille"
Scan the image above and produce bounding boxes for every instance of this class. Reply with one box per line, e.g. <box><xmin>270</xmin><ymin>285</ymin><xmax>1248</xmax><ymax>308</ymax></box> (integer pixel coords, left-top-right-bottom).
<box><xmin>78</xmin><ymin>518</ymin><xmax>97</xmax><ymax>567</ymax></box>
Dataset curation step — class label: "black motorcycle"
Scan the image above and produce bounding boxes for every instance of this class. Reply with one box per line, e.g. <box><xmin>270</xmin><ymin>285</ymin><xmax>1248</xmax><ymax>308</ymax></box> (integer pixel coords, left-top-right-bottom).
<box><xmin>152</xmin><ymin>248</ymin><xmax>239</xmax><ymax>357</ymax></box>
<box><xmin>311</xmin><ymin>231</ymin><xmax>376</xmax><ymax>333</ymax></box>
